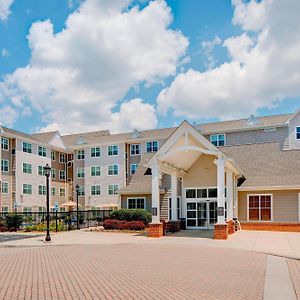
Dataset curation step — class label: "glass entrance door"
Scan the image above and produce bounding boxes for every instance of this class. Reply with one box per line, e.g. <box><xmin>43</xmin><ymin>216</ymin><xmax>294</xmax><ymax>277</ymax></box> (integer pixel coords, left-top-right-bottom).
<box><xmin>186</xmin><ymin>200</ymin><xmax>217</xmax><ymax>229</ymax></box>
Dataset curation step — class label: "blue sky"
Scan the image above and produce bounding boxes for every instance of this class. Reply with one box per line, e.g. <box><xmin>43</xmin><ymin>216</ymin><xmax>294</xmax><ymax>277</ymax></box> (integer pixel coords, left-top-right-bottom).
<box><xmin>0</xmin><ymin>0</ymin><xmax>299</xmax><ymax>134</ymax></box>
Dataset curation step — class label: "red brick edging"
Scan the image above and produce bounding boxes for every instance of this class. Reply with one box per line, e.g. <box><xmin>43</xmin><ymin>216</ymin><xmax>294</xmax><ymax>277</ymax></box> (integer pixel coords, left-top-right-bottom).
<box><xmin>240</xmin><ymin>222</ymin><xmax>300</xmax><ymax>232</ymax></box>
<box><xmin>214</xmin><ymin>224</ymin><xmax>229</xmax><ymax>240</ymax></box>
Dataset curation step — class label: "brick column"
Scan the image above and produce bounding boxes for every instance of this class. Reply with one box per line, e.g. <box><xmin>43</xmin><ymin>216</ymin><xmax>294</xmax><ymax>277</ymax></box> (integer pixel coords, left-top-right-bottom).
<box><xmin>227</xmin><ymin>219</ymin><xmax>235</xmax><ymax>235</ymax></box>
<box><xmin>148</xmin><ymin>223</ymin><xmax>163</xmax><ymax>238</ymax></box>
<box><xmin>214</xmin><ymin>223</ymin><xmax>228</xmax><ymax>240</ymax></box>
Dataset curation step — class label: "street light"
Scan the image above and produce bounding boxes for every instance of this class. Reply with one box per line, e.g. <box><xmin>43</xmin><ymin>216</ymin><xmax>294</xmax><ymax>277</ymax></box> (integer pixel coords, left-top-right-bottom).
<box><xmin>44</xmin><ymin>163</ymin><xmax>51</xmax><ymax>242</ymax></box>
<box><xmin>75</xmin><ymin>184</ymin><xmax>80</xmax><ymax>230</ymax></box>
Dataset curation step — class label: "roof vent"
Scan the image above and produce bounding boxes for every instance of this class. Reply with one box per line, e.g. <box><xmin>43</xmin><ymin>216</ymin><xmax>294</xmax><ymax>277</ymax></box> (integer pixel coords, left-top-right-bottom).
<box><xmin>192</xmin><ymin>122</ymin><xmax>204</xmax><ymax>132</ymax></box>
<box><xmin>243</xmin><ymin>115</ymin><xmax>263</xmax><ymax>127</ymax></box>
<box><xmin>74</xmin><ymin>136</ymin><xmax>87</xmax><ymax>145</ymax></box>
<box><xmin>130</xmin><ymin>129</ymin><xmax>143</xmax><ymax>139</ymax></box>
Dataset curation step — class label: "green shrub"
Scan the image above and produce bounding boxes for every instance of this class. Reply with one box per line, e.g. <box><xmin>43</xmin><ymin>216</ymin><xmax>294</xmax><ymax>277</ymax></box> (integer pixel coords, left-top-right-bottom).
<box><xmin>109</xmin><ymin>209</ymin><xmax>151</xmax><ymax>225</ymax></box>
<box><xmin>5</xmin><ymin>213</ymin><xmax>23</xmax><ymax>230</ymax></box>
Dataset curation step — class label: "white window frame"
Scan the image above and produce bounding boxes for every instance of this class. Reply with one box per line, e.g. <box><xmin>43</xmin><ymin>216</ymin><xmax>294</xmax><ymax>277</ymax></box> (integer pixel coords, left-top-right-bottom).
<box><xmin>38</xmin><ymin>165</ymin><xmax>45</xmax><ymax>176</ymax></box>
<box><xmin>2</xmin><ymin>206</ymin><xmax>9</xmax><ymax>212</ymax></box>
<box><xmin>51</xmin><ymin>168</ymin><xmax>56</xmax><ymax>179</ymax></box>
<box><xmin>59</xmin><ymin>170</ymin><xmax>66</xmax><ymax>181</ymax></box>
<box><xmin>59</xmin><ymin>187</ymin><xmax>66</xmax><ymax>197</ymax></box>
<box><xmin>1</xmin><ymin>159</ymin><xmax>9</xmax><ymax>172</ymax></box>
<box><xmin>108</xmin><ymin>164</ymin><xmax>119</xmax><ymax>176</ymax></box>
<box><xmin>130</xmin><ymin>144</ymin><xmax>140</xmax><ymax>156</ymax></box>
<box><xmin>296</xmin><ymin>126</ymin><xmax>300</xmax><ymax>140</ymax></box>
<box><xmin>51</xmin><ymin>187</ymin><xmax>56</xmax><ymax>196</ymax></box>
<box><xmin>23</xmin><ymin>184</ymin><xmax>32</xmax><ymax>195</ymax></box>
<box><xmin>108</xmin><ymin>145</ymin><xmax>119</xmax><ymax>156</ymax></box>
<box><xmin>127</xmin><ymin>197</ymin><xmax>146</xmax><ymax>209</ymax></box>
<box><xmin>38</xmin><ymin>185</ymin><xmax>46</xmax><ymax>196</ymax></box>
<box><xmin>77</xmin><ymin>186</ymin><xmax>85</xmax><ymax>196</ymax></box>
<box><xmin>91</xmin><ymin>166</ymin><xmax>101</xmax><ymax>177</ymax></box>
<box><xmin>1</xmin><ymin>182</ymin><xmax>9</xmax><ymax>194</ymax></box>
<box><xmin>91</xmin><ymin>147</ymin><xmax>101</xmax><ymax>158</ymax></box>
<box><xmin>77</xmin><ymin>150</ymin><xmax>85</xmax><ymax>160</ymax></box>
<box><xmin>38</xmin><ymin>146</ymin><xmax>47</xmax><ymax>157</ymax></box>
<box><xmin>59</xmin><ymin>153</ymin><xmax>66</xmax><ymax>163</ymax></box>
<box><xmin>130</xmin><ymin>163</ymin><xmax>138</xmax><ymax>175</ymax></box>
<box><xmin>91</xmin><ymin>185</ymin><xmax>101</xmax><ymax>196</ymax></box>
<box><xmin>1</xmin><ymin>137</ymin><xmax>9</xmax><ymax>151</ymax></box>
<box><xmin>210</xmin><ymin>134</ymin><xmax>226</xmax><ymax>147</ymax></box>
<box><xmin>51</xmin><ymin>150</ymin><xmax>56</xmax><ymax>161</ymax></box>
<box><xmin>247</xmin><ymin>194</ymin><xmax>273</xmax><ymax>221</ymax></box>
<box><xmin>22</xmin><ymin>141</ymin><xmax>32</xmax><ymax>153</ymax></box>
<box><xmin>108</xmin><ymin>184</ymin><xmax>119</xmax><ymax>195</ymax></box>
<box><xmin>146</xmin><ymin>141</ymin><xmax>159</xmax><ymax>153</ymax></box>
<box><xmin>22</xmin><ymin>162</ymin><xmax>32</xmax><ymax>174</ymax></box>
<box><xmin>76</xmin><ymin>167</ymin><xmax>85</xmax><ymax>179</ymax></box>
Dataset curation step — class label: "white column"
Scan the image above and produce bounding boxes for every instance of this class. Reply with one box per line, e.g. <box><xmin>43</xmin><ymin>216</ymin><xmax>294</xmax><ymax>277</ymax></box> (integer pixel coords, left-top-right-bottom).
<box><xmin>226</xmin><ymin>170</ymin><xmax>233</xmax><ymax>220</ymax></box>
<box><xmin>217</xmin><ymin>156</ymin><xmax>226</xmax><ymax>224</ymax></box>
<box><xmin>151</xmin><ymin>161</ymin><xmax>160</xmax><ymax>224</ymax></box>
<box><xmin>171</xmin><ymin>172</ymin><xmax>178</xmax><ymax>221</ymax></box>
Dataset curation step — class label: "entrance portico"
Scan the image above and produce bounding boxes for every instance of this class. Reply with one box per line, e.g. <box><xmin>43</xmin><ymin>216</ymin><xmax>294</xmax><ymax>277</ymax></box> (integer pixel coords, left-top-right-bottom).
<box><xmin>146</xmin><ymin>121</ymin><xmax>242</xmax><ymax>239</ymax></box>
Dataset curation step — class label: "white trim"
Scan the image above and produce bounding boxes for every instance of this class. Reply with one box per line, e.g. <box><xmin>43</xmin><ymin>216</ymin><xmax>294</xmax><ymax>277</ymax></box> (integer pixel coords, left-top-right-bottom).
<box><xmin>209</xmin><ymin>133</ymin><xmax>226</xmax><ymax>147</ymax></box>
<box><xmin>1</xmin><ymin>159</ymin><xmax>9</xmax><ymax>172</ymax></box>
<box><xmin>76</xmin><ymin>150</ymin><xmax>85</xmax><ymax>160</ymax></box>
<box><xmin>145</xmin><ymin>140</ymin><xmax>159</xmax><ymax>153</ymax></box>
<box><xmin>107</xmin><ymin>145</ymin><xmax>119</xmax><ymax>156</ymax></box>
<box><xmin>126</xmin><ymin>197</ymin><xmax>146</xmax><ymax>209</ymax></box>
<box><xmin>107</xmin><ymin>164</ymin><xmax>119</xmax><ymax>176</ymax></box>
<box><xmin>90</xmin><ymin>165</ymin><xmax>101</xmax><ymax>177</ymax></box>
<box><xmin>90</xmin><ymin>146</ymin><xmax>101</xmax><ymax>158</ymax></box>
<box><xmin>1</xmin><ymin>137</ymin><xmax>9</xmax><ymax>151</ymax></box>
<box><xmin>107</xmin><ymin>184</ymin><xmax>119</xmax><ymax>195</ymax></box>
<box><xmin>130</xmin><ymin>143</ymin><xmax>140</xmax><ymax>156</ymax></box>
<box><xmin>238</xmin><ymin>185</ymin><xmax>300</xmax><ymax>191</ymax></box>
<box><xmin>247</xmin><ymin>193</ymin><xmax>273</xmax><ymax>221</ymax></box>
<box><xmin>1</xmin><ymin>181</ymin><xmax>9</xmax><ymax>194</ymax></box>
<box><xmin>295</xmin><ymin>126</ymin><xmax>300</xmax><ymax>140</ymax></box>
<box><xmin>22</xmin><ymin>162</ymin><xmax>32</xmax><ymax>175</ymax></box>
<box><xmin>130</xmin><ymin>163</ymin><xmax>138</xmax><ymax>175</ymax></box>
<box><xmin>90</xmin><ymin>184</ymin><xmax>101</xmax><ymax>196</ymax></box>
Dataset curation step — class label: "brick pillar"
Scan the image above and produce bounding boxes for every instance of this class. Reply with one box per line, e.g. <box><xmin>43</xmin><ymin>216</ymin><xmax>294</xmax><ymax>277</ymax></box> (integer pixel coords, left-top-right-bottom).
<box><xmin>214</xmin><ymin>223</ymin><xmax>228</xmax><ymax>240</ymax></box>
<box><xmin>227</xmin><ymin>220</ymin><xmax>235</xmax><ymax>235</ymax></box>
<box><xmin>148</xmin><ymin>223</ymin><xmax>163</xmax><ymax>238</ymax></box>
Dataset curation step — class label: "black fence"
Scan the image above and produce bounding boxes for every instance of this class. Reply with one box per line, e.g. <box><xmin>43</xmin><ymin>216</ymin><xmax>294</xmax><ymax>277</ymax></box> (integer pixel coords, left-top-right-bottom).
<box><xmin>0</xmin><ymin>210</ymin><xmax>112</xmax><ymax>232</ymax></box>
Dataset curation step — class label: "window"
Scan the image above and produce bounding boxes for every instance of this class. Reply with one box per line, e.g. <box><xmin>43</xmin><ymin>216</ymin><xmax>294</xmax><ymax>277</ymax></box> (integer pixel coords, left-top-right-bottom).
<box><xmin>91</xmin><ymin>185</ymin><xmax>101</xmax><ymax>196</ymax></box>
<box><xmin>197</xmin><ymin>189</ymin><xmax>207</xmax><ymax>198</ymax></box>
<box><xmin>59</xmin><ymin>188</ymin><xmax>66</xmax><ymax>197</ymax></box>
<box><xmin>146</xmin><ymin>141</ymin><xmax>158</xmax><ymax>152</ymax></box>
<box><xmin>1</xmin><ymin>159</ymin><xmax>9</xmax><ymax>172</ymax></box>
<box><xmin>77</xmin><ymin>168</ymin><xmax>85</xmax><ymax>178</ymax></box>
<box><xmin>51</xmin><ymin>168</ymin><xmax>56</xmax><ymax>179</ymax></box>
<box><xmin>23</xmin><ymin>184</ymin><xmax>32</xmax><ymax>195</ymax></box>
<box><xmin>59</xmin><ymin>153</ymin><xmax>66</xmax><ymax>163</ymax></box>
<box><xmin>91</xmin><ymin>166</ymin><xmax>101</xmax><ymax>177</ymax></box>
<box><xmin>51</xmin><ymin>151</ymin><xmax>56</xmax><ymax>161</ymax></box>
<box><xmin>248</xmin><ymin>194</ymin><xmax>272</xmax><ymax>221</ymax></box>
<box><xmin>186</xmin><ymin>189</ymin><xmax>196</xmax><ymax>198</ymax></box>
<box><xmin>38</xmin><ymin>165</ymin><xmax>45</xmax><ymax>176</ymax></box>
<box><xmin>130</xmin><ymin>164</ymin><xmax>138</xmax><ymax>175</ymax></box>
<box><xmin>210</xmin><ymin>134</ymin><xmax>226</xmax><ymax>147</ymax></box>
<box><xmin>1</xmin><ymin>182</ymin><xmax>8</xmax><ymax>194</ymax></box>
<box><xmin>22</xmin><ymin>163</ymin><xmax>32</xmax><ymax>174</ymax></box>
<box><xmin>38</xmin><ymin>185</ymin><xmax>46</xmax><ymax>195</ymax></box>
<box><xmin>186</xmin><ymin>188</ymin><xmax>218</xmax><ymax>199</ymax></box>
<box><xmin>108</xmin><ymin>145</ymin><xmax>118</xmax><ymax>156</ymax></box>
<box><xmin>130</xmin><ymin>144</ymin><xmax>140</xmax><ymax>156</ymax></box>
<box><xmin>296</xmin><ymin>127</ymin><xmax>300</xmax><ymax>140</ymax></box>
<box><xmin>91</xmin><ymin>147</ymin><xmax>101</xmax><ymax>157</ymax></box>
<box><xmin>2</xmin><ymin>206</ymin><xmax>9</xmax><ymax>212</ymax></box>
<box><xmin>1</xmin><ymin>137</ymin><xmax>9</xmax><ymax>150</ymax></box>
<box><xmin>77</xmin><ymin>150</ymin><xmax>85</xmax><ymax>160</ymax></box>
<box><xmin>108</xmin><ymin>184</ymin><xmax>119</xmax><ymax>195</ymax></box>
<box><xmin>38</xmin><ymin>207</ymin><xmax>46</xmax><ymax>212</ymax></box>
<box><xmin>169</xmin><ymin>197</ymin><xmax>181</xmax><ymax>220</ymax></box>
<box><xmin>128</xmin><ymin>198</ymin><xmax>145</xmax><ymax>209</ymax></box>
<box><xmin>108</xmin><ymin>164</ymin><xmax>118</xmax><ymax>176</ymax></box>
<box><xmin>51</xmin><ymin>187</ymin><xmax>56</xmax><ymax>196</ymax></box>
<box><xmin>208</xmin><ymin>188</ymin><xmax>218</xmax><ymax>198</ymax></box>
<box><xmin>59</xmin><ymin>170</ymin><xmax>66</xmax><ymax>180</ymax></box>
<box><xmin>77</xmin><ymin>186</ymin><xmax>85</xmax><ymax>196</ymax></box>
<box><xmin>23</xmin><ymin>207</ymin><xmax>32</xmax><ymax>213</ymax></box>
<box><xmin>38</xmin><ymin>146</ymin><xmax>47</xmax><ymax>157</ymax></box>
<box><xmin>22</xmin><ymin>141</ymin><xmax>32</xmax><ymax>153</ymax></box>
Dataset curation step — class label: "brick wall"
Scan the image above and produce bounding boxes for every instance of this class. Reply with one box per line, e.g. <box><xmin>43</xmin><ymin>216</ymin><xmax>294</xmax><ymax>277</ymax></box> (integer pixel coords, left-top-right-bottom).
<box><xmin>240</xmin><ymin>222</ymin><xmax>300</xmax><ymax>232</ymax></box>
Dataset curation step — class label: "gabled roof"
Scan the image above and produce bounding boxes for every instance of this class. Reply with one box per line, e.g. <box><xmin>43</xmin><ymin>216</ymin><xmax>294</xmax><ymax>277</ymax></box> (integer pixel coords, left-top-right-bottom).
<box><xmin>1</xmin><ymin>126</ymin><xmax>43</xmax><ymax>143</ymax></box>
<box><xmin>285</xmin><ymin>107</ymin><xmax>300</xmax><ymax>124</ymax></box>
<box><xmin>31</xmin><ymin>131</ymin><xmax>58</xmax><ymax>143</ymax></box>
<box><xmin>243</xmin><ymin>115</ymin><xmax>263</xmax><ymax>127</ymax></box>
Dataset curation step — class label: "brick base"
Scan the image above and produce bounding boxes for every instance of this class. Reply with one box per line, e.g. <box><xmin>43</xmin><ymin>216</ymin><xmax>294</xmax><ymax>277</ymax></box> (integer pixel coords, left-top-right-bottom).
<box><xmin>227</xmin><ymin>220</ymin><xmax>235</xmax><ymax>235</ymax></box>
<box><xmin>148</xmin><ymin>223</ymin><xmax>163</xmax><ymax>238</ymax></box>
<box><xmin>214</xmin><ymin>224</ymin><xmax>228</xmax><ymax>240</ymax></box>
<box><xmin>240</xmin><ymin>222</ymin><xmax>300</xmax><ymax>232</ymax></box>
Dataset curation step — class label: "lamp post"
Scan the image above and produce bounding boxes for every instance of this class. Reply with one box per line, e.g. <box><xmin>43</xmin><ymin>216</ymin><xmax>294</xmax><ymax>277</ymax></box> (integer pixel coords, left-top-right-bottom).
<box><xmin>75</xmin><ymin>184</ymin><xmax>79</xmax><ymax>230</ymax></box>
<box><xmin>44</xmin><ymin>164</ymin><xmax>51</xmax><ymax>242</ymax></box>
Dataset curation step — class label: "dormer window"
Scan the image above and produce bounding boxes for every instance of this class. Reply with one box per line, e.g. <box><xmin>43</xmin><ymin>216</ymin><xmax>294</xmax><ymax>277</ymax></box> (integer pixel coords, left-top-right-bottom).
<box><xmin>296</xmin><ymin>126</ymin><xmax>300</xmax><ymax>140</ymax></box>
<box><xmin>210</xmin><ymin>134</ymin><xmax>226</xmax><ymax>147</ymax></box>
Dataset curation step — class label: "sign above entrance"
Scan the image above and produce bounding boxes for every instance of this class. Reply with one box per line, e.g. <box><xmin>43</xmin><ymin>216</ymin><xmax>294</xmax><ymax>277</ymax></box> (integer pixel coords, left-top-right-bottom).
<box><xmin>152</xmin><ymin>207</ymin><xmax>158</xmax><ymax>216</ymax></box>
<box><xmin>217</xmin><ymin>207</ymin><xmax>224</xmax><ymax>217</ymax></box>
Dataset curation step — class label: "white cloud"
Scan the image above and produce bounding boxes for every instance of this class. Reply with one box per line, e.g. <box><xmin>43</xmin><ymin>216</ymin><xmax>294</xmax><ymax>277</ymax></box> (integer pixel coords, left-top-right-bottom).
<box><xmin>0</xmin><ymin>105</ymin><xmax>18</xmax><ymax>127</ymax></box>
<box><xmin>201</xmin><ymin>35</ymin><xmax>222</xmax><ymax>69</ymax></box>
<box><xmin>1</xmin><ymin>0</ymin><xmax>188</xmax><ymax>133</ymax></box>
<box><xmin>157</xmin><ymin>0</ymin><xmax>300</xmax><ymax>120</ymax></box>
<box><xmin>1</xmin><ymin>48</ymin><xmax>9</xmax><ymax>57</ymax></box>
<box><xmin>0</xmin><ymin>0</ymin><xmax>14</xmax><ymax>21</ymax></box>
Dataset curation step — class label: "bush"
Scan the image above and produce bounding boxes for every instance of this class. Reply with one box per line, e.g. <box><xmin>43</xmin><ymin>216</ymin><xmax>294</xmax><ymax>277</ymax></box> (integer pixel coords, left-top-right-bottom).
<box><xmin>109</xmin><ymin>209</ymin><xmax>151</xmax><ymax>225</ymax></box>
<box><xmin>0</xmin><ymin>226</ymin><xmax>8</xmax><ymax>232</ymax></box>
<box><xmin>5</xmin><ymin>213</ymin><xmax>23</xmax><ymax>230</ymax></box>
<box><xmin>103</xmin><ymin>219</ymin><xmax>145</xmax><ymax>231</ymax></box>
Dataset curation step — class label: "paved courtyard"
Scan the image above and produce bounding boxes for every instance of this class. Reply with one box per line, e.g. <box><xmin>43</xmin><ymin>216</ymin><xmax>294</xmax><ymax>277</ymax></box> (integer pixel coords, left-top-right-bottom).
<box><xmin>0</xmin><ymin>230</ymin><xmax>299</xmax><ymax>299</ymax></box>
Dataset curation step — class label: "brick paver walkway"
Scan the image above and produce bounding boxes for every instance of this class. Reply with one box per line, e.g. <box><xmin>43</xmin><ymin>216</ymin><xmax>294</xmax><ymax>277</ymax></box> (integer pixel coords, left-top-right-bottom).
<box><xmin>0</xmin><ymin>244</ymin><xmax>266</xmax><ymax>300</ymax></box>
<box><xmin>288</xmin><ymin>259</ymin><xmax>300</xmax><ymax>299</ymax></box>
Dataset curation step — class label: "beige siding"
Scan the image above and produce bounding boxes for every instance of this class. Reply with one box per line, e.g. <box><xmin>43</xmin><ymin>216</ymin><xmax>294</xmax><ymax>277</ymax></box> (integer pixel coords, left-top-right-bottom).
<box><xmin>238</xmin><ymin>190</ymin><xmax>300</xmax><ymax>221</ymax></box>
<box><xmin>182</xmin><ymin>155</ymin><xmax>217</xmax><ymax>188</ymax></box>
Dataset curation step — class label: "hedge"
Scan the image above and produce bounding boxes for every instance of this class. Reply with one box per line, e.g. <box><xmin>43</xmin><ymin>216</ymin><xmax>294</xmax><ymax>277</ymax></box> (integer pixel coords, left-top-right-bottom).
<box><xmin>103</xmin><ymin>219</ymin><xmax>145</xmax><ymax>230</ymax></box>
<box><xmin>109</xmin><ymin>209</ymin><xmax>151</xmax><ymax>224</ymax></box>
<box><xmin>5</xmin><ymin>213</ymin><xmax>23</xmax><ymax>230</ymax></box>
